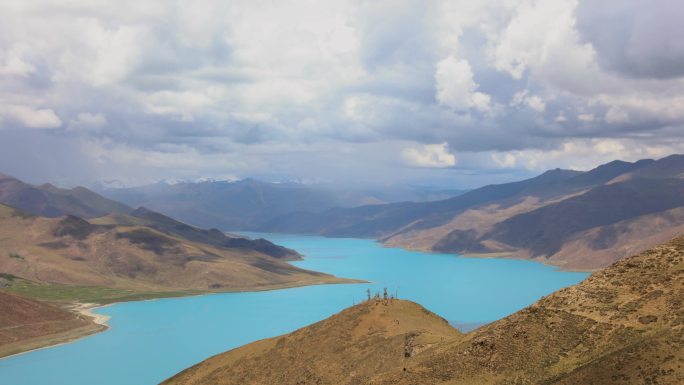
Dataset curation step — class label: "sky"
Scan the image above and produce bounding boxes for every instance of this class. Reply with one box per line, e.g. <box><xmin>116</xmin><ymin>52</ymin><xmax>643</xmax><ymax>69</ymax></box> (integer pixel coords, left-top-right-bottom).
<box><xmin>1</xmin><ymin>0</ymin><xmax>683</xmax><ymax>188</ymax></box>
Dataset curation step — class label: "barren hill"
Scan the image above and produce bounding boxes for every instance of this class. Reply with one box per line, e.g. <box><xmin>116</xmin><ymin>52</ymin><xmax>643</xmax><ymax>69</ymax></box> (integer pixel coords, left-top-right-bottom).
<box><xmin>260</xmin><ymin>154</ymin><xmax>684</xmax><ymax>270</ymax></box>
<box><xmin>0</xmin><ymin>204</ymin><xmax>351</xmax><ymax>292</ymax></box>
<box><xmin>0</xmin><ymin>173</ymin><xmax>131</xmax><ymax>218</ymax></box>
<box><xmin>162</xmin><ymin>299</ymin><xmax>461</xmax><ymax>385</ymax></box>
<box><xmin>163</xmin><ymin>236</ymin><xmax>684</xmax><ymax>385</ymax></box>
<box><xmin>0</xmin><ymin>291</ymin><xmax>104</xmax><ymax>358</ymax></box>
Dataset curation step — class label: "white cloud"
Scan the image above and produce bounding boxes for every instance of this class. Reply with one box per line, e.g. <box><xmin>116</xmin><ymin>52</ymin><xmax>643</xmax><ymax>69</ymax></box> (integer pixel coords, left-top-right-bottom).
<box><xmin>0</xmin><ymin>45</ymin><xmax>36</xmax><ymax>76</ymax></box>
<box><xmin>68</xmin><ymin>112</ymin><xmax>107</xmax><ymax>131</ymax></box>
<box><xmin>511</xmin><ymin>90</ymin><xmax>545</xmax><ymax>112</ymax></box>
<box><xmin>435</xmin><ymin>55</ymin><xmax>491</xmax><ymax>111</ymax></box>
<box><xmin>489</xmin><ymin>138</ymin><xmax>684</xmax><ymax>172</ymax></box>
<box><xmin>0</xmin><ymin>105</ymin><xmax>62</xmax><ymax>129</ymax></box>
<box><xmin>402</xmin><ymin>142</ymin><xmax>457</xmax><ymax>168</ymax></box>
<box><xmin>491</xmin><ymin>152</ymin><xmax>517</xmax><ymax>168</ymax></box>
<box><xmin>55</xmin><ymin>19</ymin><xmax>152</xmax><ymax>87</ymax></box>
<box><xmin>604</xmin><ymin>107</ymin><xmax>629</xmax><ymax>124</ymax></box>
<box><xmin>577</xmin><ymin>113</ymin><xmax>595</xmax><ymax>122</ymax></box>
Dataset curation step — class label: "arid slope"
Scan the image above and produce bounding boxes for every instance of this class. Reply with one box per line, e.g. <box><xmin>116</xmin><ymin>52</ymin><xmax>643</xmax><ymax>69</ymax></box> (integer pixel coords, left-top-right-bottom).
<box><xmin>0</xmin><ymin>291</ymin><xmax>104</xmax><ymax>358</ymax></box>
<box><xmin>0</xmin><ymin>173</ymin><xmax>131</xmax><ymax>218</ymax></box>
<box><xmin>0</xmin><ymin>204</ymin><xmax>351</xmax><ymax>292</ymax></box>
<box><xmin>262</xmin><ymin>155</ymin><xmax>684</xmax><ymax>270</ymax></box>
<box><xmin>374</xmin><ymin>236</ymin><xmax>684</xmax><ymax>385</ymax></box>
<box><xmin>163</xmin><ymin>236</ymin><xmax>684</xmax><ymax>385</ymax></box>
<box><xmin>162</xmin><ymin>299</ymin><xmax>461</xmax><ymax>385</ymax></box>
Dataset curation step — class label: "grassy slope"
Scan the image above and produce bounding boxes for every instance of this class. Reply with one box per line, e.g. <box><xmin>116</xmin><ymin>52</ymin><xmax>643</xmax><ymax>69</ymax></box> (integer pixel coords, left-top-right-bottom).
<box><xmin>162</xmin><ymin>236</ymin><xmax>684</xmax><ymax>385</ymax></box>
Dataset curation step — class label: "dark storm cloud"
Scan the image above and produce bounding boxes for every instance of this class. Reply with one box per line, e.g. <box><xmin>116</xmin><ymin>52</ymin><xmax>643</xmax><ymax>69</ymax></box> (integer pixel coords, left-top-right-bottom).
<box><xmin>576</xmin><ymin>0</ymin><xmax>684</xmax><ymax>79</ymax></box>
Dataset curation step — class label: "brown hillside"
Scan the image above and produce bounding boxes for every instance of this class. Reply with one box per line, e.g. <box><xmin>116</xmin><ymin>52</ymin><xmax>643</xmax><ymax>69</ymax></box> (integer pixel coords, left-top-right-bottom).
<box><xmin>0</xmin><ymin>291</ymin><xmax>103</xmax><ymax>358</ymax></box>
<box><xmin>163</xmin><ymin>236</ymin><xmax>684</xmax><ymax>385</ymax></box>
<box><xmin>0</xmin><ymin>204</ymin><xmax>352</xmax><ymax>292</ymax></box>
<box><xmin>0</xmin><ymin>173</ymin><xmax>131</xmax><ymax>218</ymax></box>
<box><xmin>162</xmin><ymin>299</ymin><xmax>461</xmax><ymax>385</ymax></box>
<box><xmin>375</xmin><ymin>236</ymin><xmax>684</xmax><ymax>385</ymax></box>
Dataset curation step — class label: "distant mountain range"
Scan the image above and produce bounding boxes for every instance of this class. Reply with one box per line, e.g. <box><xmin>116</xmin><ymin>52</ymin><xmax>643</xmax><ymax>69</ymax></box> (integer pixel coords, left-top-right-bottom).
<box><xmin>163</xmin><ymin>236</ymin><xmax>684</xmax><ymax>385</ymax></box>
<box><xmin>97</xmin><ymin>178</ymin><xmax>467</xmax><ymax>230</ymax></box>
<box><xmin>259</xmin><ymin>154</ymin><xmax>684</xmax><ymax>270</ymax></box>
<box><xmin>3</xmin><ymin>154</ymin><xmax>684</xmax><ymax>272</ymax></box>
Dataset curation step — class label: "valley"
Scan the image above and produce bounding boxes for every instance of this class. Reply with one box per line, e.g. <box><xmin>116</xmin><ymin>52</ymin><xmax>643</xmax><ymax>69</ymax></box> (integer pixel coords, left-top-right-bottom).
<box><xmin>0</xmin><ymin>233</ymin><xmax>587</xmax><ymax>385</ymax></box>
<box><xmin>3</xmin><ymin>3</ymin><xmax>682</xmax><ymax>384</ymax></box>
<box><xmin>1</xmin><ymin>155</ymin><xmax>683</xmax><ymax>383</ymax></box>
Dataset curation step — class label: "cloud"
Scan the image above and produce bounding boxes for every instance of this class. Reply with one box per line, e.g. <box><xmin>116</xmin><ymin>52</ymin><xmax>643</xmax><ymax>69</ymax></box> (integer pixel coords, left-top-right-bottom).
<box><xmin>577</xmin><ymin>0</ymin><xmax>684</xmax><ymax>79</ymax></box>
<box><xmin>0</xmin><ymin>45</ymin><xmax>36</xmax><ymax>76</ymax></box>
<box><xmin>604</xmin><ymin>108</ymin><xmax>629</xmax><ymax>125</ymax></box>
<box><xmin>0</xmin><ymin>105</ymin><xmax>62</xmax><ymax>129</ymax></box>
<box><xmin>511</xmin><ymin>90</ymin><xmax>545</xmax><ymax>112</ymax></box>
<box><xmin>68</xmin><ymin>112</ymin><xmax>107</xmax><ymax>131</ymax></box>
<box><xmin>402</xmin><ymin>142</ymin><xmax>457</xmax><ymax>168</ymax></box>
<box><xmin>0</xmin><ymin>0</ymin><xmax>682</xmax><ymax>187</ymax></box>
<box><xmin>488</xmin><ymin>137</ymin><xmax>684</xmax><ymax>172</ymax></box>
<box><xmin>435</xmin><ymin>56</ymin><xmax>491</xmax><ymax>111</ymax></box>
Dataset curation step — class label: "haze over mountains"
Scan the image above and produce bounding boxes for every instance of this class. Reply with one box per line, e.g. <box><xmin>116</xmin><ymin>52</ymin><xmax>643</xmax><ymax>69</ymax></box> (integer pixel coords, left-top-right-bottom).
<box><xmin>262</xmin><ymin>154</ymin><xmax>684</xmax><ymax>270</ymax></box>
<box><xmin>0</xmin><ymin>173</ymin><xmax>131</xmax><ymax>219</ymax></box>
<box><xmin>163</xmin><ymin>236</ymin><xmax>684</xmax><ymax>385</ymax></box>
<box><xmin>4</xmin><ymin>154</ymin><xmax>684</xmax><ymax>271</ymax></box>
<box><xmin>96</xmin><ymin>155</ymin><xmax>684</xmax><ymax>270</ymax></box>
<box><xmin>99</xmin><ymin>179</ymin><xmax>466</xmax><ymax>231</ymax></box>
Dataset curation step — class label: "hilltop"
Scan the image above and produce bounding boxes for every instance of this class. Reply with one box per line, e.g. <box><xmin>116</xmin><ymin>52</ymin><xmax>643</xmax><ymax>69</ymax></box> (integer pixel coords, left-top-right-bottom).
<box><xmin>162</xmin><ymin>235</ymin><xmax>684</xmax><ymax>385</ymax></box>
<box><xmin>162</xmin><ymin>299</ymin><xmax>461</xmax><ymax>385</ymax></box>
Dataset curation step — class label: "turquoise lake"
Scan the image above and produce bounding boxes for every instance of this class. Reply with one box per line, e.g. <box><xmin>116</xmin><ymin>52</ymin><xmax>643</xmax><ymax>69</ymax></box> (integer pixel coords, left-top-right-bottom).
<box><xmin>0</xmin><ymin>234</ymin><xmax>589</xmax><ymax>385</ymax></box>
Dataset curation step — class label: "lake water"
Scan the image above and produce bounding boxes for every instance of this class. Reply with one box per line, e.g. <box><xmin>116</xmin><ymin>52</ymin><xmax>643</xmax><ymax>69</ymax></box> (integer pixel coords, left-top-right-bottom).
<box><xmin>0</xmin><ymin>234</ymin><xmax>588</xmax><ymax>385</ymax></box>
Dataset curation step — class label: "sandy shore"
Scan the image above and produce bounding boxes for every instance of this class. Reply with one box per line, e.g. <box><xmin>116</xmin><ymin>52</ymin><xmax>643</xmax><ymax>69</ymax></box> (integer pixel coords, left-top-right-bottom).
<box><xmin>71</xmin><ymin>302</ymin><xmax>112</xmax><ymax>327</ymax></box>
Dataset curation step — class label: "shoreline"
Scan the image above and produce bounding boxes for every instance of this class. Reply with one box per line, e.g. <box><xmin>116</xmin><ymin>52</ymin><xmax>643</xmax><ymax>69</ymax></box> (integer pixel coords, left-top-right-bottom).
<box><xmin>379</xmin><ymin>240</ymin><xmax>598</xmax><ymax>273</ymax></box>
<box><xmin>0</xmin><ymin>277</ymin><xmax>366</xmax><ymax>361</ymax></box>
<box><xmin>0</xmin><ymin>313</ymin><xmax>107</xmax><ymax>361</ymax></box>
<box><xmin>253</xmin><ymin>231</ymin><xmax>597</xmax><ymax>273</ymax></box>
<box><xmin>73</xmin><ymin>302</ymin><xmax>112</xmax><ymax>327</ymax></box>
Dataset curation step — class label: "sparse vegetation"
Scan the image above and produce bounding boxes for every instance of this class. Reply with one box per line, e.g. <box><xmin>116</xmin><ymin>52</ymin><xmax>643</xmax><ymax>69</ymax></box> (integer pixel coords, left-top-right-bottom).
<box><xmin>2</xmin><ymin>280</ymin><xmax>203</xmax><ymax>305</ymax></box>
<box><xmin>0</xmin><ymin>291</ymin><xmax>105</xmax><ymax>358</ymax></box>
<box><xmin>9</xmin><ymin>252</ymin><xmax>24</xmax><ymax>260</ymax></box>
